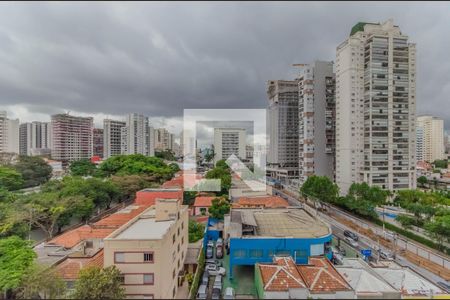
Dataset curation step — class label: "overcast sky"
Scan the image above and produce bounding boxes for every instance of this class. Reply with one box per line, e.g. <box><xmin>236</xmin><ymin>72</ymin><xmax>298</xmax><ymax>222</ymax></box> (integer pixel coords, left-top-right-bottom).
<box><xmin>0</xmin><ymin>2</ymin><xmax>449</xmax><ymax>134</ymax></box>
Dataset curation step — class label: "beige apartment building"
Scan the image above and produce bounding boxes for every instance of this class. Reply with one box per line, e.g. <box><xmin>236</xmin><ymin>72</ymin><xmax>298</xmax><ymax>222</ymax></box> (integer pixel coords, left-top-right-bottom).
<box><xmin>104</xmin><ymin>199</ymin><xmax>188</xmax><ymax>299</ymax></box>
<box><xmin>416</xmin><ymin>115</ymin><xmax>445</xmax><ymax>162</ymax></box>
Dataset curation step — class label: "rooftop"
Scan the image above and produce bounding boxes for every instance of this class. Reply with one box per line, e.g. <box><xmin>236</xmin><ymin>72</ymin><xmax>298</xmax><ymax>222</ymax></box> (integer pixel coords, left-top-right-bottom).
<box><xmin>258</xmin><ymin>256</ymin><xmax>306</xmax><ymax>291</ymax></box>
<box><xmin>233</xmin><ymin>196</ymin><xmax>289</xmax><ymax>209</ymax></box>
<box><xmin>229</xmin><ymin>208</ymin><xmax>331</xmax><ymax>238</ymax></box>
<box><xmin>193</xmin><ymin>196</ymin><xmax>216</xmax><ymax>207</ymax></box>
<box><xmin>297</xmin><ymin>257</ymin><xmax>352</xmax><ymax>293</ymax></box>
<box><xmin>56</xmin><ymin>249</ymin><xmax>104</xmax><ymax>280</ymax></box>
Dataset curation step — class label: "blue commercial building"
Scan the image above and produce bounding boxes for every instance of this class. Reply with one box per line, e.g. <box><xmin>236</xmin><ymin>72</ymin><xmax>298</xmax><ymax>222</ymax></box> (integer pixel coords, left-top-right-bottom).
<box><xmin>224</xmin><ymin>208</ymin><xmax>332</xmax><ymax>278</ymax></box>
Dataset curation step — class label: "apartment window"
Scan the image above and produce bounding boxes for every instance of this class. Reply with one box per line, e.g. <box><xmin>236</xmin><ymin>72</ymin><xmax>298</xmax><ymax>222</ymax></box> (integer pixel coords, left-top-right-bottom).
<box><xmin>114</xmin><ymin>252</ymin><xmax>125</xmax><ymax>263</ymax></box>
<box><xmin>143</xmin><ymin>274</ymin><xmax>154</xmax><ymax>285</ymax></box>
<box><xmin>173</xmin><ymin>234</ymin><xmax>176</xmax><ymax>244</ymax></box>
<box><xmin>178</xmin><ymin>243</ymin><xmax>180</xmax><ymax>252</ymax></box>
<box><xmin>181</xmin><ymin>222</ymin><xmax>184</xmax><ymax>230</ymax></box>
<box><xmin>182</xmin><ymin>236</ymin><xmax>184</xmax><ymax>245</ymax></box>
<box><xmin>173</xmin><ymin>269</ymin><xmax>176</xmax><ymax>279</ymax></box>
<box><xmin>177</xmin><ymin>227</ymin><xmax>180</xmax><ymax>236</ymax></box>
<box><xmin>118</xmin><ymin>274</ymin><xmax>125</xmax><ymax>284</ymax></box>
<box><xmin>144</xmin><ymin>252</ymin><xmax>153</xmax><ymax>262</ymax></box>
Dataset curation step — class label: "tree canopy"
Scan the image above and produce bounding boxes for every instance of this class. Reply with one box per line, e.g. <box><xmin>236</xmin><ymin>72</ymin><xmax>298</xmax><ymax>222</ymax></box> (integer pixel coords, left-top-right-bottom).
<box><xmin>208</xmin><ymin>197</ymin><xmax>231</xmax><ymax>219</ymax></box>
<box><xmin>300</xmin><ymin>175</ymin><xmax>339</xmax><ymax>203</ymax></box>
<box><xmin>16</xmin><ymin>263</ymin><xmax>66</xmax><ymax>299</ymax></box>
<box><xmin>69</xmin><ymin>159</ymin><xmax>97</xmax><ymax>177</ymax></box>
<box><xmin>205</xmin><ymin>163</ymin><xmax>231</xmax><ymax>196</ymax></box>
<box><xmin>73</xmin><ymin>266</ymin><xmax>125</xmax><ymax>299</ymax></box>
<box><xmin>0</xmin><ymin>166</ymin><xmax>24</xmax><ymax>191</ymax></box>
<box><xmin>188</xmin><ymin>220</ymin><xmax>205</xmax><ymax>243</ymax></box>
<box><xmin>417</xmin><ymin>176</ymin><xmax>428</xmax><ymax>188</ymax></box>
<box><xmin>155</xmin><ymin>149</ymin><xmax>176</xmax><ymax>161</ymax></box>
<box><xmin>0</xmin><ymin>236</ymin><xmax>36</xmax><ymax>293</ymax></box>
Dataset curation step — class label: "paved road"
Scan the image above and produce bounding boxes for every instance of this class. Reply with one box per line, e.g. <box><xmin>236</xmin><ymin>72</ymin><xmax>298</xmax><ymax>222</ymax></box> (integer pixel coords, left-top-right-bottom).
<box><xmin>272</xmin><ymin>187</ymin><xmax>449</xmax><ymax>286</ymax></box>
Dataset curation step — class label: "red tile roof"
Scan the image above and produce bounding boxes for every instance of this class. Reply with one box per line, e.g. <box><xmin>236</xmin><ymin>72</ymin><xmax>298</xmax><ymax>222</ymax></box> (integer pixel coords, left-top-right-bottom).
<box><xmin>233</xmin><ymin>196</ymin><xmax>289</xmax><ymax>208</ymax></box>
<box><xmin>135</xmin><ymin>189</ymin><xmax>182</xmax><ymax>206</ymax></box>
<box><xmin>49</xmin><ymin>225</ymin><xmax>116</xmax><ymax>249</ymax></box>
<box><xmin>193</xmin><ymin>196</ymin><xmax>216</xmax><ymax>207</ymax></box>
<box><xmin>297</xmin><ymin>257</ymin><xmax>352</xmax><ymax>293</ymax></box>
<box><xmin>94</xmin><ymin>205</ymin><xmax>148</xmax><ymax>228</ymax></box>
<box><xmin>259</xmin><ymin>256</ymin><xmax>307</xmax><ymax>291</ymax></box>
<box><xmin>56</xmin><ymin>249</ymin><xmax>104</xmax><ymax>280</ymax></box>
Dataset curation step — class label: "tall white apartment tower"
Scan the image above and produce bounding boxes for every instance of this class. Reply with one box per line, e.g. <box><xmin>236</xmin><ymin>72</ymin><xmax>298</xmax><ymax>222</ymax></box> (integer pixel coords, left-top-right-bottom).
<box><xmin>416</xmin><ymin>115</ymin><xmax>445</xmax><ymax>162</ymax></box>
<box><xmin>298</xmin><ymin>61</ymin><xmax>336</xmax><ymax>185</ymax></box>
<box><xmin>0</xmin><ymin>111</ymin><xmax>19</xmax><ymax>154</ymax></box>
<box><xmin>335</xmin><ymin>19</ymin><xmax>416</xmax><ymax>193</ymax></box>
<box><xmin>416</xmin><ymin>126</ymin><xmax>424</xmax><ymax>162</ymax></box>
<box><xmin>121</xmin><ymin>113</ymin><xmax>154</xmax><ymax>156</ymax></box>
<box><xmin>103</xmin><ymin>119</ymin><xmax>126</xmax><ymax>159</ymax></box>
<box><xmin>213</xmin><ymin>128</ymin><xmax>246</xmax><ymax>164</ymax></box>
<box><xmin>19</xmin><ymin>122</ymin><xmax>52</xmax><ymax>156</ymax></box>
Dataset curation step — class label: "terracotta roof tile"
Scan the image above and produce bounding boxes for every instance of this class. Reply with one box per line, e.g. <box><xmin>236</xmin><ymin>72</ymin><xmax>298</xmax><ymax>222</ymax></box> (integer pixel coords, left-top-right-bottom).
<box><xmin>259</xmin><ymin>256</ymin><xmax>307</xmax><ymax>291</ymax></box>
<box><xmin>56</xmin><ymin>250</ymin><xmax>104</xmax><ymax>280</ymax></box>
<box><xmin>193</xmin><ymin>196</ymin><xmax>216</xmax><ymax>207</ymax></box>
<box><xmin>49</xmin><ymin>225</ymin><xmax>116</xmax><ymax>249</ymax></box>
<box><xmin>233</xmin><ymin>196</ymin><xmax>289</xmax><ymax>208</ymax></box>
<box><xmin>297</xmin><ymin>257</ymin><xmax>352</xmax><ymax>293</ymax></box>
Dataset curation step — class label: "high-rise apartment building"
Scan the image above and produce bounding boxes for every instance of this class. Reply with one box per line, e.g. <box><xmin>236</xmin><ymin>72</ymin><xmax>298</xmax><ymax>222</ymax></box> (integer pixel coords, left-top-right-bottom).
<box><xmin>51</xmin><ymin>113</ymin><xmax>93</xmax><ymax>163</ymax></box>
<box><xmin>416</xmin><ymin>115</ymin><xmax>445</xmax><ymax>162</ymax></box>
<box><xmin>155</xmin><ymin>128</ymin><xmax>174</xmax><ymax>152</ymax></box>
<box><xmin>180</xmin><ymin>130</ymin><xmax>197</xmax><ymax>158</ymax></box>
<box><xmin>298</xmin><ymin>61</ymin><xmax>336</xmax><ymax>185</ymax></box>
<box><xmin>103</xmin><ymin>119</ymin><xmax>126</xmax><ymax>159</ymax></box>
<box><xmin>121</xmin><ymin>113</ymin><xmax>154</xmax><ymax>156</ymax></box>
<box><xmin>0</xmin><ymin>111</ymin><xmax>19</xmax><ymax>154</ymax></box>
<box><xmin>335</xmin><ymin>19</ymin><xmax>416</xmax><ymax>193</ymax></box>
<box><xmin>93</xmin><ymin>128</ymin><xmax>104</xmax><ymax>158</ymax></box>
<box><xmin>213</xmin><ymin>128</ymin><xmax>246</xmax><ymax>164</ymax></box>
<box><xmin>267</xmin><ymin>80</ymin><xmax>299</xmax><ymax>184</ymax></box>
<box><xmin>19</xmin><ymin>122</ymin><xmax>52</xmax><ymax>156</ymax></box>
<box><xmin>416</xmin><ymin>126</ymin><xmax>424</xmax><ymax>162</ymax></box>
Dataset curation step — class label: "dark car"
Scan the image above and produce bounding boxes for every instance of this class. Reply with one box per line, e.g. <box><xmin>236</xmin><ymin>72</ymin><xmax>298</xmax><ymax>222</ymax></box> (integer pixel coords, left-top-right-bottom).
<box><xmin>206</xmin><ymin>246</ymin><xmax>214</xmax><ymax>259</ymax></box>
<box><xmin>212</xmin><ymin>287</ymin><xmax>221</xmax><ymax>300</ymax></box>
<box><xmin>344</xmin><ymin>230</ymin><xmax>358</xmax><ymax>241</ymax></box>
<box><xmin>216</xmin><ymin>245</ymin><xmax>223</xmax><ymax>259</ymax></box>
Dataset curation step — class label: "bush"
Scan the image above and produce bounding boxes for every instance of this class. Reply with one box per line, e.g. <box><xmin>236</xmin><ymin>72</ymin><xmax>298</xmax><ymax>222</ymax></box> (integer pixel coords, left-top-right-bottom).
<box><xmin>189</xmin><ymin>220</ymin><xmax>205</xmax><ymax>243</ymax></box>
<box><xmin>190</xmin><ymin>249</ymin><xmax>205</xmax><ymax>300</ymax></box>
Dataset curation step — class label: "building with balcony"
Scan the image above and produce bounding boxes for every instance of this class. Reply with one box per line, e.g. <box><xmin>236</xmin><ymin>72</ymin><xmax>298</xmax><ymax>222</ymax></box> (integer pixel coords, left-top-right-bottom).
<box><xmin>335</xmin><ymin>19</ymin><xmax>416</xmax><ymax>193</ymax></box>
<box><xmin>121</xmin><ymin>113</ymin><xmax>154</xmax><ymax>157</ymax></box>
<box><xmin>416</xmin><ymin>115</ymin><xmax>445</xmax><ymax>162</ymax></box>
<box><xmin>19</xmin><ymin>121</ymin><xmax>52</xmax><ymax>156</ymax></box>
<box><xmin>0</xmin><ymin>111</ymin><xmax>19</xmax><ymax>154</ymax></box>
<box><xmin>103</xmin><ymin>119</ymin><xmax>126</xmax><ymax>159</ymax></box>
<box><xmin>213</xmin><ymin>128</ymin><xmax>246</xmax><ymax>164</ymax></box>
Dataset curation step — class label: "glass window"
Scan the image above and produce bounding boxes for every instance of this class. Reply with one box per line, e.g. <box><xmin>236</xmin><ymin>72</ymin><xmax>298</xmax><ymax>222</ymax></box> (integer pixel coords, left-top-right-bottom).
<box><xmin>114</xmin><ymin>252</ymin><xmax>124</xmax><ymax>263</ymax></box>
<box><xmin>143</xmin><ymin>274</ymin><xmax>154</xmax><ymax>285</ymax></box>
<box><xmin>233</xmin><ymin>249</ymin><xmax>246</xmax><ymax>258</ymax></box>
<box><xmin>249</xmin><ymin>249</ymin><xmax>263</xmax><ymax>258</ymax></box>
<box><xmin>144</xmin><ymin>252</ymin><xmax>153</xmax><ymax>262</ymax></box>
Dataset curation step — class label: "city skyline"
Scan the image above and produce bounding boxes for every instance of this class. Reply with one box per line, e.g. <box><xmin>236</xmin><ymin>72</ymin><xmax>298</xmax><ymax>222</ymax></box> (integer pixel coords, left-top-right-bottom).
<box><xmin>0</xmin><ymin>2</ymin><xmax>449</xmax><ymax>132</ymax></box>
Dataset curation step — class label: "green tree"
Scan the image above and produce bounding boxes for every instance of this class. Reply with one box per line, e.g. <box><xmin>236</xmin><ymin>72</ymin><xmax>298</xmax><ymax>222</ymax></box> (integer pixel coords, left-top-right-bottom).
<box><xmin>215</xmin><ymin>159</ymin><xmax>229</xmax><ymax>169</ymax></box>
<box><xmin>433</xmin><ymin>159</ymin><xmax>448</xmax><ymax>169</ymax></box>
<box><xmin>424</xmin><ymin>215</ymin><xmax>450</xmax><ymax>250</ymax></box>
<box><xmin>348</xmin><ymin>182</ymin><xmax>389</xmax><ymax>206</ymax></box>
<box><xmin>188</xmin><ymin>220</ymin><xmax>205</xmax><ymax>243</ymax></box>
<box><xmin>208</xmin><ymin>197</ymin><xmax>230</xmax><ymax>219</ymax></box>
<box><xmin>13</xmin><ymin>156</ymin><xmax>52</xmax><ymax>188</ymax></box>
<box><xmin>395</xmin><ymin>214</ymin><xmax>416</xmax><ymax>230</ymax></box>
<box><xmin>17</xmin><ymin>263</ymin><xmax>66</xmax><ymax>299</ymax></box>
<box><xmin>205</xmin><ymin>166</ymin><xmax>231</xmax><ymax>196</ymax></box>
<box><xmin>111</xmin><ymin>175</ymin><xmax>158</xmax><ymax>201</ymax></box>
<box><xmin>417</xmin><ymin>176</ymin><xmax>428</xmax><ymax>188</ymax></box>
<box><xmin>0</xmin><ymin>202</ymin><xmax>29</xmax><ymax>239</ymax></box>
<box><xmin>0</xmin><ymin>236</ymin><xmax>36</xmax><ymax>294</ymax></box>
<box><xmin>0</xmin><ymin>166</ymin><xmax>24</xmax><ymax>191</ymax></box>
<box><xmin>69</xmin><ymin>159</ymin><xmax>97</xmax><ymax>177</ymax></box>
<box><xmin>73</xmin><ymin>266</ymin><xmax>125</xmax><ymax>299</ymax></box>
<box><xmin>155</xmin><ymin>150</ymin><xmax>176</xmax><ymax>161</ymax></box>
<box><xmin>203</xmin><ymin>148</ymin><xmax>215</xmax><ymax>163</ymax></box>
<box><xmin>300</xmin><ymin>175</ymin><xmax>339</xmax><ymax>204</ymax></box>
<box><xmin>183</xmin><ymin>191</ymin><xmax>197</xmax><ymax>206</ymax></box>
<box><xmin>169</xmin><ymin>162</ymin><xmax>180</xmax><ymax>173</ymax></box>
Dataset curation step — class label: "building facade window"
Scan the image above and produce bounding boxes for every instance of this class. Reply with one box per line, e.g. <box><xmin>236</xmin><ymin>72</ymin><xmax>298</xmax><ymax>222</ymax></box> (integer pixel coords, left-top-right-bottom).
<box><xmin>144</xmin><ymin>252</ymin><xmax>153</xmax><ymax>262</ymax></box>
<box><xmin>114</xmin><ymin>252</ymin><xmax>125</xmax><ymax>263</ymax></box>
<box><xmin>143</xmin><ymin>274</ymin><xmax>154</xmax><ymax>285</ymax></box>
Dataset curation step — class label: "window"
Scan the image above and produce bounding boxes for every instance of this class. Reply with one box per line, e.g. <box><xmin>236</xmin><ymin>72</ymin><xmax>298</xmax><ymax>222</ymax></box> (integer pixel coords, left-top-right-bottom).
<box><xmin>114</xmin><ymin>252</ymin><xmax>125</xmax><ymax>263</ymax></box>
<box><xmin>144</xmin><ymin>252</ymin><xmax>153</xmax><ymax>262</ymax></box>
<box><xmin>118</xmin><ymin>274</ymin><xmax>125</xmax><ymax>284</ymax></box>
<box><xmin>181</xmin><ymin>222</ymin><xmax>184</xmax><ymax>230</ymax></box>
<box><xmin>182</xmin><ymin>237</ymin><xmax>184</xmax><ymax>245</ymax></box>
<box><xmin>173</xmin><ymin>234</ymin><xmax>176</xmax><ymax>244</ymax></box>
<box><xmin>249</xmin><ymin>249</ymin><xmax>264</xmax><ymax>258</ymax></box>
<box><xmin>178</xmin><ymin>244</ymin><xmax>180</xmax><ymax>252</ymax></box>
<box><xmin>143</xmin><ymin>274</ymin><xmax>154</xmax><ymax>285</ymax></box>
<box><xmin>173</xmin><ymin>269</ymin><xmax>176</xmax><ymax>279</ymax></box>
<box><xmin>177</xmin><ymin>227</ymin><xmax>180</xmax><ymax>236</ymax></box>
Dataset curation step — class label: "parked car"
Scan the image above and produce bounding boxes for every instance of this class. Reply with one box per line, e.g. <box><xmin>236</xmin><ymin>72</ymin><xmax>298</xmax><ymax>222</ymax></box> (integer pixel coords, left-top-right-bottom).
<box><xmin>213</xmin><ymin>275</ymin><xmax>222</xmax><ymax>289</ymax></box>
<box><xmin>196</xmin><ymin>284</ymin><xmax>207</xmax><ymax>299</ymax></box>
<box><xmin>345</xmin><ymin>236</ymin><xmax>359</xmax><ymax>248</ymax></box>
<box><xmin>207</xmin><ymin>240</ymin><xmax>214</xmax><ymax>247</ymax></box>
<box><xmin>211</xmin><ymin>287</ymin><xmax>221</xmax><ymax>300</ymax></box>
<box><xmin>223</xmin><ymin>287</ymin><xmax>235</xmax><ymax>299</ymax></box>
<box><xmin>206</xmin><ymin>246</ymin><xmax>214</xmax><ymax>259</ymax></box>
<box><xmin>206</xmin><ymin>259</ymin><xmax>222</xmax><ymax>267</ymax></box>
<box><xmin>336</xmin><ymin>245</ymin><xmax>346</xmax><ymax>256</ymax></box>
<box><xmin>437</xmin><ymin>281</ymin><xmax>450</xmax><ymax>293</ymax></box>
<box><xmin>344</xmin><ymin>230</ymin><xmax>358</xmax><ymax>241</ymax></box>
<box><xmin>379</xmin><ymin>250</ymin><xmax>394</xmax><ymax>260</ymax></box>
<box><xmin>205</xmin><ymin>264</ymin><xmax>226</xmax><ymax>276</ymax></box>
<box><xmin>216</xmin><ymin>238</ymin><xmax>223</xmax><ymax>247</ymax></box>
<box><xmin>201</xmin><ymin>272</ymin><xmax>209</xmax><ymax>286</ymax></box>
<box><xmin>216</xmin><ymin>245</ymin><xmax>223</xmax><ymax>258</ymax></box>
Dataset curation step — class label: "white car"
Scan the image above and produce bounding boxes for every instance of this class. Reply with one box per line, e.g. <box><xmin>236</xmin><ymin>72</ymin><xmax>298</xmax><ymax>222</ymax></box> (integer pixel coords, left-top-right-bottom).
<box><xmin>205</xmin><ymin>264</ymin><xmax>226</xmax><ymax>276</ymax></box>
<box><xmin>223</xmin><ymin>287</ymin><xmax>235</xmax><ymax>300</ymax></box>
<box><xmin>345</xmin><ymin>236</ymin><xmax>359</xmax><ymax>248</ymax></box>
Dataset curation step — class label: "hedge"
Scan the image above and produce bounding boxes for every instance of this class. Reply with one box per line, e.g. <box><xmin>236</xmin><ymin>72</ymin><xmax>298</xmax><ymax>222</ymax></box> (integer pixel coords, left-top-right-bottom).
<box><xmin>190</xmin><ymin>247</ymin><xmax>205</xmax><ymax>299</ymax></box>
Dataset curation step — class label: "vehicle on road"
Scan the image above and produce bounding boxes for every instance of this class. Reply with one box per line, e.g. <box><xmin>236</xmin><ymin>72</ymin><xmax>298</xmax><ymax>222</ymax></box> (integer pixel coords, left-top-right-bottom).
<box><xmin>345</xmin><ymin>236</ymin><xmax>359</xmax><ymax>248</ymax></box>
<box><xmin>216</xmin><ymin>245</ymin><xmax>223</xmax><ymax>258</ymax></box>
<box><xmin>213</xmin><ymin>275</ymin><xmax>222</xmax><ymax>289</ymax></box>
<box><xmin>196</xmin><ymin>284</ymin><xmax>207</xmax><ymax>299</ymax></box>
<box><xmin>379</xmin><ymin>250</ymin><xmax>394</xmax><ymax>260</ymax></box>
<box><xmin>336</xmin><ymin>245</ymin><xmax>346</xmax><ymax>256</ymax></box>
<box><xmin>206</xmin><ymin>246</ymin><xmax>213</xmax><ymax>259</ymax></box>
<box><xmin>211</xmin><ymin>287</ymin><xmax>221</xmax><ymax>300</ymax></box>
<box><xmin>437</xmin><ymin>281</ymin><xmax>450</xmax><ymax>293</ymax></box>
<box><xmin>205</xmin><ymin>264</ymin><xmax>226</xmax><ymax>276</ymax></box>
<box><xmin>216</xmin><ymin>238</ymin><xmax>223</xmax><ymax>247</ymax></box>
<box><xmin>205</xmin><ymin>259</ymin><xmax>223</xmax><ymax>267</ymax></box>
<box><xmin>207</xmin><ymin>240</ymin><xmax>214</xmax><ymax>247</ymax></box>
<box><xmin>223</xmin><ymin>287</ymin><xmax>236</xmax><ymax>299</ymax></box>
<box><xmin>201</xmin><ymin>272</ymin><xmax>209</xmax><ymax>286</ymax></box>
<box><xmin>344</xmin><ymin>230</ymin><xmax>358</xmax><ymax>241</ymax></box>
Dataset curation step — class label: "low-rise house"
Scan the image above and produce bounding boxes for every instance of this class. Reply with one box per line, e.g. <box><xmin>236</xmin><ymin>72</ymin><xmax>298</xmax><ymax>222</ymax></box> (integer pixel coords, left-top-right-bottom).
<box><xmin>336</xmin><ymin>258</ymin><xmax>401</xmax><ymax>299</ymax></box>
<box><xmin>192</xmin><ymin>196</ymin><xmax>216</xmax><ymax>216</ymax></box>
<box><xmin>104</xmin><ymin>199</ymin><xmax>188</xmax><ymax>299</ymax></box>
<box><xmin>297</xmin><ymin>257</ymin><xmax>354</xmax><ymax>299</ymax></box>
<box><xmin>255</xmin><ymin>256</ymin><xmax>309</xmax><ymax>299</ymax></box>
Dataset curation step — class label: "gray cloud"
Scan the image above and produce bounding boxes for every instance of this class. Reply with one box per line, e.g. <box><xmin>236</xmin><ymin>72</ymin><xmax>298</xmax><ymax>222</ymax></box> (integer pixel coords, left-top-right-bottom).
<box><xmin>0</xmin><ymin>2</ymin><xmax>449</xmax><ymax>130</ymax></box>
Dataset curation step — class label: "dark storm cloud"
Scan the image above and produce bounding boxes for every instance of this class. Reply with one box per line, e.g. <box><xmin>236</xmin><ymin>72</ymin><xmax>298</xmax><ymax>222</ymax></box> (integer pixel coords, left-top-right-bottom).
<box><xmin>0</xmin><ymin>2</ymin><xmax>449</xmax><ymax>129</ymax></box>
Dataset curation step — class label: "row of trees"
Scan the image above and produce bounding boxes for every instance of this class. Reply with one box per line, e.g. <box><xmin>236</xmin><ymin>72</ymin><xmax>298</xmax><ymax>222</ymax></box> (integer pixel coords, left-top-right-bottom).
<box><xmin>0</xmin><ymin>156</ymin><xmax>53</xmax><ymax>191</ymax></box>
<box><xmin>300</xmin><ymin>176</ymin><xmax>450</xmax><ymax>251</ymax></box>
<box><xmin>0</xmin><ymin>236</ymin><xmax>125</xmax><ymax>299</ymax></box>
